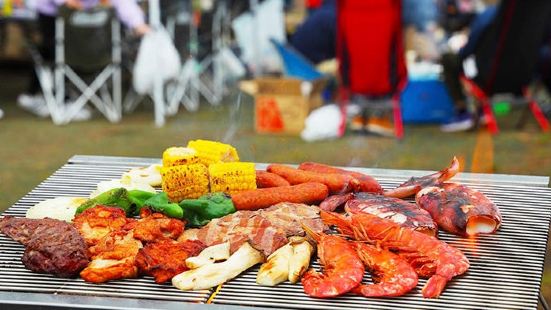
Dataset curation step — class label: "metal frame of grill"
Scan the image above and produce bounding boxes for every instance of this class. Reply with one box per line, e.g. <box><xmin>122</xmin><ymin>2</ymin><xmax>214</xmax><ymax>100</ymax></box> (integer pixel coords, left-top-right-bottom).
<box><xmin>1</xmin><ymin>155</ymin><xmax>550</xmax><ymax>310</ymax></box>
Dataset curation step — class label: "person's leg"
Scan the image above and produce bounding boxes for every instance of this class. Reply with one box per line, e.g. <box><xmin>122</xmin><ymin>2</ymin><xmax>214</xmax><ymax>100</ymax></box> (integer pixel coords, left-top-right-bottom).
<box><xmin>442</xmin><ymin>52</ymin><xmax>468</xmax><ymax>113</ymax></box>
<box><xmin>440</xmin><ymin>52</ymin><xmax>474</xmax><ymax>132</ymax></box>
<box><xmin>27</xmin><ymin>13</ymin><xmax>56</xmax><ymax>94</ymax></box>
<box><xmin>19</xmin><ymin>13</ymin><xmax>56</xmax><ymax>117</ymax></box>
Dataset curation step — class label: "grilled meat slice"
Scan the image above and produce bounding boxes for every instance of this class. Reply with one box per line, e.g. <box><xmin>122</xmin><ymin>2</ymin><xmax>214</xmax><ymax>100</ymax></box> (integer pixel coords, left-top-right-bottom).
<box><xmin>179</xmin><ymin>203</ymin><xmax>325</xmax><ymax>257</ymax></box>
<box><xmin>81</xmin><ymin>228</ymin><xmax>142</xmax><ymax>283</ymax></box>
<box><xmin>0</xmin><ymin>217</ymin><xmax>89</xmax><ymax>277</ymax></box>
<box><xmin>136</xmin><ymin>239</ymin><xmax>206</xmax><ymax>283</ymax></box>
<box><xmin>73</xmin><ymin>206</ymin><xmax>133</xmax><ymax>246</ymax></box>
<box><xmin>179</xmin><ymin>211</ymin><xmax>287</xmax><ymax>257</ymax></box>
<box><xmin>133</xmin><ymin>211</ymin><xmax>185</xmax><ymax>243</ymax></box>
<box><xmin>258</xmin><ymin>202</ymin><xmax>326</xmax><ymax>237</ymax></box>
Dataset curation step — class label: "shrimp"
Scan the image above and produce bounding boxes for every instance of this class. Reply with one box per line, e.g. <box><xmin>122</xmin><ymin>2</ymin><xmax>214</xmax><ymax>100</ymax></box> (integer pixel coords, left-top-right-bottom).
<box><xmin>352</xmin><ymin>242</ymin><xmax>418</xmax><ymax>297</ymax></box>
<box><xmin>384</xmin><ymin>156</ymin><xmax>460</xmax><ymax>198</ymax></box>
<box><xmin>301</xmin><ymin>224</ymin><xmax>364</xmax><ymax>298</ymax></box>
<box><xmin>321</xmin><ymin>211</ymin><xmax>469</xmax><ymax>298</ymax></box>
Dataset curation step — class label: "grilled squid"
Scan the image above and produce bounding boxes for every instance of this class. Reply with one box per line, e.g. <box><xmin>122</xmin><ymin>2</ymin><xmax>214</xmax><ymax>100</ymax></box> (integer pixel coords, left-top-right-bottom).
<box><xmin>416</xmin><ymin>183</ymin><xmax>502</xmax><ymax>236</ymax></box>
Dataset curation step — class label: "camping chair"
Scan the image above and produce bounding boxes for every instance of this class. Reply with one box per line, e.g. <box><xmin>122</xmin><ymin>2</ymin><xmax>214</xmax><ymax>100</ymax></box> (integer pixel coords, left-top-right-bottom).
<box><xmin>168</xmin><ymin>0</ymin><xmax>233</xmax><ymax>114</ymax></box>
<box><xmin>460</xmin><ymin>0</ymin><xmax>551</xmax><ymax>134</ymax></box>
<box><xmin>44</xmin><ymin>6</ymin><xmax>122</xmax><ymax>124</ymax></box>
<box><xmin>336</xmin><ymin>0</ymin><xmax>407</xmax><ymax>138</ymax></box>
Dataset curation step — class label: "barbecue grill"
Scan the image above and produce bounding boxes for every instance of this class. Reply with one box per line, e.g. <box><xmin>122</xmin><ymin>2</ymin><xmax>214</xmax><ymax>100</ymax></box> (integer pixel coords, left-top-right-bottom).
<box><xmin>1</xmin><ymin>155</ymin><xmax>550</xmax><ymax>310</ymax></box>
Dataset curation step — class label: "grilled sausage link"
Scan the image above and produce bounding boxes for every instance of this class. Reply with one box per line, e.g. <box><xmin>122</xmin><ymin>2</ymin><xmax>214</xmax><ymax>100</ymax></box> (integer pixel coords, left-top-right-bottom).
<box><xmin>267</xmin><ymin>164</ymin><xmax>359</xmax><ymax>194</ymax></box>
<box><xmin>232</xmin><ymin>182</ymin><xmax>329</xmax><ymax>211</ymax></box>
<box><xmin>298</xmin><ymin>162</ymin><xmax>383</xmax><ymax>194</ymax></box>
<box><xmin>256</xmin><ymin>170</ymin><xmax>291</xmax><ymax>188</ymax></box>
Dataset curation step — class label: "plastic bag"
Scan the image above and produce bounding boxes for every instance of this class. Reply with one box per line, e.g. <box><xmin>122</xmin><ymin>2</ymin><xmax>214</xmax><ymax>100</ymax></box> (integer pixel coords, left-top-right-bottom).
<box><xmin>231</xmin><ymin>0</ymin><xmax>285</xmax><ymax>74</ymax></box>
<box><xmin>300</xmin><ymin>104</ymin><xmax>343</xmax><ymax>142</ymax></box>
<box><xmin>133</xmin><ymin>28</ymin><xmax>181</xmax><ymax>95</ymax></box>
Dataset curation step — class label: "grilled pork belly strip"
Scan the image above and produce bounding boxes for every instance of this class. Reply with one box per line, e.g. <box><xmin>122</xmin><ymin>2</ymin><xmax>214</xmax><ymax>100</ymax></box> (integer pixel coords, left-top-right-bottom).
<box><xmin>179</xmin><ymin>202</ymin><xmax>325</xmax><ymax>257</ymax></box>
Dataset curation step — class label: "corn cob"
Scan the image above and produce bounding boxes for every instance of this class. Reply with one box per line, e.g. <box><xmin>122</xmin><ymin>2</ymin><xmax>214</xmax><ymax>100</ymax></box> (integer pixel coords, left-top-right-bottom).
<box><xmin>162</xmin><ymin>147</ymin><xmax>199</xmax><ymax>167</ymax></box>
<box><xmin>161</xmin><ymin>163</ymin><xmax>209</xmax><ymax>202</ymax></box>
<box><xmin>187</xmin><ymin>140</ymin><xmax>239</xmax><ymax>166</ymax></box>
<box><xmin>208</xmin><ymin>162</ymin><xmax>257</xmax><ymax>195</ymax></box>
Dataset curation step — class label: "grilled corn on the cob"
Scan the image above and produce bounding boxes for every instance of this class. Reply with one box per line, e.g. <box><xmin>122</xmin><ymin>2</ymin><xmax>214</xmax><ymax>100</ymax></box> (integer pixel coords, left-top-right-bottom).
<box><xmin>162</xmin><ymin>147</ymin><xmax>199</xmax><ymax>167</ymax></box>
<box><xmin>208</xmin><ymin>162</ymin><xmax>256</xmax><ymax>195</ymax></box>
<box><xmin>187</xmin><ymin>140</ymin><xmax>239</xmax><ymax>165</ymax></box>
<box><xmin>161</xmin><ymin>163</ymin><xmax>209</xmax><ymax>202</ymax></box>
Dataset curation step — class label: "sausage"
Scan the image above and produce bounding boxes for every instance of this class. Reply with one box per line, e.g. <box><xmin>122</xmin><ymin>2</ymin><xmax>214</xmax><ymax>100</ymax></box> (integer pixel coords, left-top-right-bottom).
<box><xmin>298</xmin><ymin>162</ymin><xmax>383</xmax><ymax>194</ymax></box>
<box><xmin>232</xmin><ymin>182</ymin><xmax>329</xmax><ymax>211</ymax></box>
<box><xmin>256</xmin><ymin>170</ymin><xmax>291</xmax><ymax>188</ymax></box>
<box><xmin>267</xmin><ymin>164</ymin><xmax>359</xmax><ymax>194</ymax></box>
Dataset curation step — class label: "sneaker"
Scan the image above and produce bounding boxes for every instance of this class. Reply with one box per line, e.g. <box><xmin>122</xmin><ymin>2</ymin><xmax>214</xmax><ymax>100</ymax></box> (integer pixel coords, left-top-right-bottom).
<box><xmin>17</xmin><ymin>94</ymin><xmax>50</xmax><ymax>118</ymax></box>
<box><xmin>350</xmin><ymin>115</ymin><xmax>366</xmax><ymax>132</ymax></box>
<box><xmin>441</xmin><ymin>113</ymin><xmax>474</xmax><ymax>132</ymax></box>
<box><xmin>366</xmin><ymin>116</ymin><xmax>395</xmax><ymax>137</ymax></box>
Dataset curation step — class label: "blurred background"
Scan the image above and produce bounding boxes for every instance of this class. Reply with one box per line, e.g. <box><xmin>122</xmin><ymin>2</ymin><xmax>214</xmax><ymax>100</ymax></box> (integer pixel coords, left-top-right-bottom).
<box><xmin>1</xmin><ymin>0</ymin><xmax>551</xmax><ymax>306</ymax></box>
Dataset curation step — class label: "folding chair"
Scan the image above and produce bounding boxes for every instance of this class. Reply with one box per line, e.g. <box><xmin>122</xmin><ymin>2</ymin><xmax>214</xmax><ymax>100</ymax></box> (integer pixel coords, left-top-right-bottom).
<box><xmin>460</xmin><ymin>0</ymin><xmax>551</xmax><ymax>134</ymax></box>
<box><xmin>168</xmin><ymin>0</ymin><xmax>233</xmax><ymax>114</ymax></box>
<box><xmin>336</xmin><ymin>0</ymin><xmax>407</xmax><ymax>138</ymax></box>
<box><xmin>44</xmin><ymin>6</ymin><xmax>122</xmax><ymax>124</ymax></box>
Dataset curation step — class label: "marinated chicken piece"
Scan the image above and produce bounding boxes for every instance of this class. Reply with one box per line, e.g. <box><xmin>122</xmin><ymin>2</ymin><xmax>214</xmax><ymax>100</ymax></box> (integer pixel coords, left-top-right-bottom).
<box><xmin>136</xmin><ymin>239</ymin><xmax>206</xmax><ymax>283</ymax></box>
<box><xmin>133</xmin><ymin>211</ymin><xmax>185</xmax><ymax>243</ymax></box>
<box><xmin>80</xmin><ymin>229</ymin><xmax>142</xmax><ymax>283</ymax></box>
<box><xmin>73</xmin><ymin>206</ymin><xmax>132</xmax><ymax>246</ymax></box>
<box><xmin>0</xmin><ymin>217</ymin><xmax>89</xmax><ymax>277</ymax></box>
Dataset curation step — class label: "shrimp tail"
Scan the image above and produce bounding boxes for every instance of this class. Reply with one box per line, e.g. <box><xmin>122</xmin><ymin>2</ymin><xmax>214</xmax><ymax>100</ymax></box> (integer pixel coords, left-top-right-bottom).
<box><xmin>320</xmin><ymin>211</ymin><xmax>354</xmax><ymax>236</ymax></box>
<box><xmin>422</xmin><ymin>274</ymin><xmax>448</xmax><ymax>298</ymax></box>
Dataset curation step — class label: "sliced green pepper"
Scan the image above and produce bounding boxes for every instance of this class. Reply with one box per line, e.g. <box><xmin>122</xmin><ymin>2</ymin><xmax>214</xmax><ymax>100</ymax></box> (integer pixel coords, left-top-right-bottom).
<box><xmin>76</xmin><ymin>188</ymin><xmax>134</xmax><ymax>216</ymax></box>
<box><xmin>142</xmin><ymin>192</ymin><xmax>184</xmax><ymax>219</ymax></box>
<box><xmin>179</xmin><ymin>192</ymin><xmax>236</xmax><ymax>227</ymax></box>
<box><xmin>127</xmin><ymin>190</ymin><xmax>156</xmax><ymax>215</ymax></box>
<box><xmin>76</xmin><ymin>188</ymin><xmax>158</xmax><ymax>216</ymax></box>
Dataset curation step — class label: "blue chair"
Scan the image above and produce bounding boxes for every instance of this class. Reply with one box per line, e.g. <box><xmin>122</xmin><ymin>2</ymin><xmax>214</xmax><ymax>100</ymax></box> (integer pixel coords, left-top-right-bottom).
<box><xmin>270</xmin><ymin>39</ymin><xmax>323</xmax><ymax>81</ymax></box>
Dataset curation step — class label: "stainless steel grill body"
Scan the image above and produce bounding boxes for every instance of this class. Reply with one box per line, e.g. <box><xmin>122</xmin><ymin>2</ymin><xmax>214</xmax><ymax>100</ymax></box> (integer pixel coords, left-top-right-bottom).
<box><xmin>1</xmin><ymin>155</ymin><xmax>550</xmax><ymax>310</ymax></box>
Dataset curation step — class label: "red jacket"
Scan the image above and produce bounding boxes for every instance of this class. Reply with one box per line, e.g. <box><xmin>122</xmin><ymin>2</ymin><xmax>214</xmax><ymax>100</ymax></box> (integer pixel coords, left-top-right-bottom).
<box><xmin>306</xmin><ymin>0</ymin><xmax>323</xmax><ymax>9</ymax></box>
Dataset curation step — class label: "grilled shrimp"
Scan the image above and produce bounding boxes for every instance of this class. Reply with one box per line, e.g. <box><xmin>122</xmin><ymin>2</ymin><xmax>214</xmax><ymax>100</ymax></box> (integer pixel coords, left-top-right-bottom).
<box><xmin>352</xmin><ymin>242</ymin><xmax>418</xmax><ymax>297</ymax></box>
<box><xmin>301</xmin><ymin>224</ymin><xmax>364</xmax><ymax>298</ymax></box>
<box><xmin>321</xmin><ymin>211</ymin><xmax>469</xmax><ymax>298</ymax></box>
<box><xmin>384</xmin><ymin>157</ymin><xmax>459</xmax><ymax>198</ymax></box>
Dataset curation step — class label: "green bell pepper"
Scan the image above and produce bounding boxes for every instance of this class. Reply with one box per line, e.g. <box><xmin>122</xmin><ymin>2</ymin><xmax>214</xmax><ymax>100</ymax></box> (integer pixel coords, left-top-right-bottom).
<box><xmin>141</xmin><ymin>192</ymin><xmax>184</xmax><ymax>219</ymax></box>
<box><xmin>179</xmin><ymin>192</ymin><xmax>236</xmax><ymax>227</ymax></box>
<box><xmin>76</xmin><ymin>188</ymin><xmax>156</xmax><ymax>216</ymax></box>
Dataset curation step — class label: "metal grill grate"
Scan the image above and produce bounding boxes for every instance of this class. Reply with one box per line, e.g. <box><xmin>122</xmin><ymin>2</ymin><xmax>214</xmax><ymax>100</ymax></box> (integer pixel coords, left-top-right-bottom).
<box><xmin>1</xmin><ymin>155</ymin><xmax>550</xmax><ymax>310</ymax></box>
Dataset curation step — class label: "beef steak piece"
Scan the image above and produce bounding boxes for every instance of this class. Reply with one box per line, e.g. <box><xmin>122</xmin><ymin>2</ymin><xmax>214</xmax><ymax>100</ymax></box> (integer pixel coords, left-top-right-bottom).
<box><xmin>0</xmin><ymin>216</ymin><xmax>89</xmax><ymax>277</ymax></box>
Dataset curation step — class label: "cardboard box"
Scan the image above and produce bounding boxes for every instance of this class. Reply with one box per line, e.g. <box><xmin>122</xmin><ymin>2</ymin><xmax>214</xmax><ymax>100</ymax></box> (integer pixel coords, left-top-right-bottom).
<box><xmin>253</xmin><ymin>78</ymin><xmax>326</xmax><ymax>135</ymax></box>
